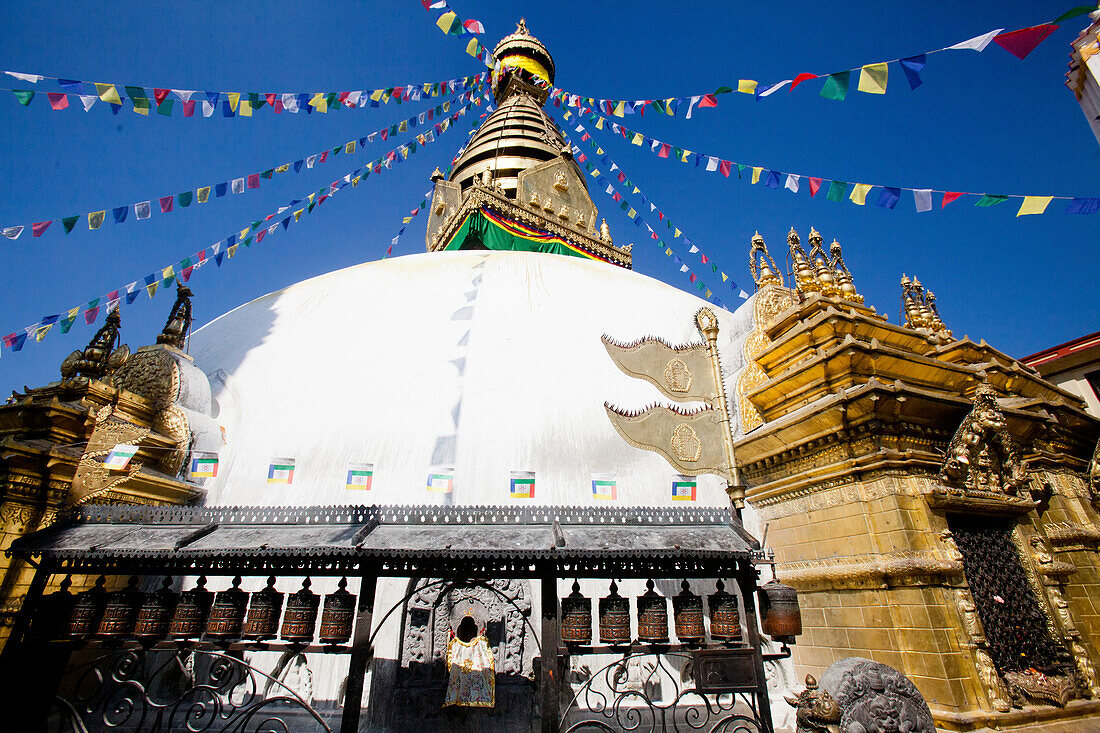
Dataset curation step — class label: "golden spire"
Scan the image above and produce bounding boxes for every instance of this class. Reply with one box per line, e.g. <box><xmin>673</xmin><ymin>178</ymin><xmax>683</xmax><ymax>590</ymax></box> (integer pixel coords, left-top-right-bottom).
<box><xmin>787</xmin><ymin>228</ymin><xmax>817</xmax><ymax>294</ymax></box>
<box><xmin>749</xmin><ymin>231</ymin><xmax>782</xmax><ymax>288</ymax></box>
<box><xmin>829</xmin><ymin>238</ymin><xmax>863</xmax><ymax>304</ymax></box>
<box><xmin>807</xmin><ymin>228</ymin><xmax>837</xmax><ymax>296</ymax></box>
<box><xmin>900</xmin><ymin>274</ymin><xmax>952</xmax><ymax>343</ymax></box>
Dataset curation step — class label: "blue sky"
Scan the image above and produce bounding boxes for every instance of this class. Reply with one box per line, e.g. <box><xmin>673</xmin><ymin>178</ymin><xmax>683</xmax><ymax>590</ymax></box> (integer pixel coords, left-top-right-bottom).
<box><xmin>1</xmin><ymin>0</ymin><xmax>1097</xmax><ymax>396</ymax></box>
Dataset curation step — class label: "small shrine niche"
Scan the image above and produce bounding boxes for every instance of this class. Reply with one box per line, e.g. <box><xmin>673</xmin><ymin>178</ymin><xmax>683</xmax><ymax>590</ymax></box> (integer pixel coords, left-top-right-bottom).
<box><xmin>939</xmin><ymin>383</ymin><xmax>1028</xmax><ymax>499</ymax></box>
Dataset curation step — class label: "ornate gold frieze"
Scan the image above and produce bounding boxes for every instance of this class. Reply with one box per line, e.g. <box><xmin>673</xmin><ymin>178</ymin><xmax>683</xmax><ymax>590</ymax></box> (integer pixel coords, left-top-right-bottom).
<box><xmin>736</xmin><ymin>282</ymin><xmax>797</xmax><ymax>433</ymax></box>
<box><xmin>67</xmin><ymin>404</ymin><xmax>150</xmax><ymax>506</ymax></box>
<box><xmin>1043</xmin><ymin>521</ymin><xmax>1100</xmax><ymax>550</ymax></box>
<box><xmin>752</xmin><ymin>471</ymin><xmax>923</xmax><ymax>519</ymax></box>
<box><xmin>939</xmin><ymin>382</ymin><xmax>1030</xmax><ymax>499</ymax></box>
<box><xmin>776</xmin><ymin>550</ymin><xmax>962</xmax><ymax>590</ymax></box>
<box><xmin>601</xmin><ymin>335</ymin><xmax>715</xmax><ymax>404</ymax></box>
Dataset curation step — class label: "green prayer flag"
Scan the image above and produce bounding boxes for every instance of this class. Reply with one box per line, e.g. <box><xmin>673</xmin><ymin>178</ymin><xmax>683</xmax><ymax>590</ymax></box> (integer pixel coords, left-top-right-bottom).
<box><xmin>248</xmin><ymin>92</ymin><xmax>264</xmax><ymax>109</ymax></box>
<box><xmin>325</xmin><ymin>92</ymin><xmax>338</xmax><ymax>109</ymax></box>
<box><xmin>308</xmin><ymin>201</ymin><xmax>317</xmax><ymax>213</ymax></box>
<box><xmin>242</xmin><ymin>236</ymin><xmax>253</xmax><ymax>246</ymax></box>
<box><xmin>1054</xmin><ymin>6</ymin><xmax>1095</xmax><ymax>22</ymax></box>
<box><xmin>178</xmin><ymin>191</ymin><xmax>193</xmax><ymax>208</ymax></box>
<box><xmin>974</xmin><ymin>194</ymin><xmax>1008</xmax><ymax>207</ymax></box>
<box><xmin>619</xmin><ymin>200</ymin><xmax>629</xmax><ymax>211</ymax></box>
<box><xmin>736</xmin><ymin>165</ymin><xmax>747</xmax><ymax>179</ymax></box>
<box><xmin>714</xmin><ymin>86</ymin><xmax>733</xmax><ymax>94</ymax></box>
<box><xmin>827</xmin><ymin>181</ymin><xmax>849</xmax><ymax>202</ymax></box>
<box><xmin>62</xmin><ymin>216</ymin><xmax>79</xmax><ymax>233</ymax></box>
<box><xmin>820</xmin><ymin>71</ymin><xmax>850</xmax><ymax>101</ymax></box>
<box><xmin>156</xmin><ymin>99</ymin><xmax>174</xmax><ymax>116</ymax></box>
<box><xmin>13</xmin><ymin>90</ymin><xmax>34</xmax><ymax>106</ymax></box>
<box><xmin>261</xmin><ymin>168</ymin><xmax>274</xmax><ymax>179</ymax></box>
<box><xmin>124</xmin><ymin>85</ymin><xmax>151</xmax><ymax>110</ymax></box>
<box><xmin>59</xmin><ymin>316</ymin><xmax>76</xmax><ymax>334</ymax></box>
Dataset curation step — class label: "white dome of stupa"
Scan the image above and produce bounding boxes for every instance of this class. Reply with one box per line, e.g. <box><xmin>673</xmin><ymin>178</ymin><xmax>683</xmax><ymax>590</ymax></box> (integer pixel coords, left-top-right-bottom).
<box><xmin>189</xmin><ymin>249</ymin><xmax>754</xmax><ymax>509</ymax></box>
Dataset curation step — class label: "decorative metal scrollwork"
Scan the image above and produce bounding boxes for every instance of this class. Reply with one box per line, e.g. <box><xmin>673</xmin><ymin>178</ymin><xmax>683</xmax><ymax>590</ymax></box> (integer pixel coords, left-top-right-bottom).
<box><xmin>48</xmin><ymin>647</ymin><xmax>332</xmax><ymax>732</ymax></box>
<box><xmin>560</xmin><ymin>651</ymin><xmax>764</xmax><ymax>733</ymax></box>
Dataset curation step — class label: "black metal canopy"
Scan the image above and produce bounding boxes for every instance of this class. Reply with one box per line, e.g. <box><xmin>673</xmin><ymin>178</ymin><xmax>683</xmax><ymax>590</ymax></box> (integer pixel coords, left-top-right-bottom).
<box><xmin>10</xmin><ymin>504</ymin><xmax>759</xmax><ymax>577</ymax></box>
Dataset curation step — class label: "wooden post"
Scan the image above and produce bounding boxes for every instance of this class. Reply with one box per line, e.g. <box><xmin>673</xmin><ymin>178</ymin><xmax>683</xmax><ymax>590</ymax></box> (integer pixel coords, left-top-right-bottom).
<box><xmin>738</xmin><ymin>564</ymin><xmax>775</xmax><ymax>733</ymax></box>
<box><xmin>540</xmin><ymin>571</ymin><xmax>560</xmax><ymax>733</ymax></box>
<box><xmin>339</xmin><ymin>569</ymin><xmax>379</xmax><ymax>733</ymax></box>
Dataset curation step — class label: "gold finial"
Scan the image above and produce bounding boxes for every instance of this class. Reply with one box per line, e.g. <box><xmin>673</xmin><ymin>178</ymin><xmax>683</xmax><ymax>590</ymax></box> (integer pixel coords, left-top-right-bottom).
<box><xmin>830</xmin><ymin>238</ymin><xmax>863</xmax><ymax>303</ymax></box>
<box><xmin>157</xmin><ymin>281</ymin><xmax>194</xmax><ymax>350</ymax></box>
<box><xmin>600</xmin><ymin>218</ymin><xmax>611</xmax><ymax>243</ymax></box>
<box><xmin>787</xmin><ymin>228</ymin><xmax>818</xmax><ymax>295</ymax></box>
<box><xmin>900</xmin><ymin>274</ymin><xmax>952</xmax><ymax>343</ymax></box>
<box><xmin>60</xmin><ymin>307</ymin><xmax>128</xmax><ymax>380</ymax></box>
<box><xmin>749</xmin><ymin>231</ymin><xmax>782</xmax><ymax>289</ymax></box>
<box><xmin>807</xmin><ymin>229</ymin><xmax>836</xmax><ymax>296</ymax></box>
<box><xmin>430</xmin><ymin>166</ymin><xmax>444</xmax><ymax>182</ymax></box>
<box><xmin>516</xmin><ymin>18</ymin><xmax>528</xmax><ymax>35</ymax></box>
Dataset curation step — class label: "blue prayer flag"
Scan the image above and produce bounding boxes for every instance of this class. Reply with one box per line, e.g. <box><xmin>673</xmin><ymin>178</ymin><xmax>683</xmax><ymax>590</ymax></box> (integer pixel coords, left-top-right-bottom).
<box><xmin>875</xmin><ymin>187</ymin><xmax>902</xmax><ymax>209</ymax></box>
<box><xmin>764</xmin><ymin>170</ymin><xmax>782</xmax><ymax>189</ymax></box>
<box><xmin>900</xmin><ymin>55</ymin><xmax>927</xmax><ymax>90</ymax></box>
<box><xmin>112</xmin><ymin>206</ymin><xmax>128</xmax><ymax>224</ymax></box>
<box><xmin>1066</xmin><ymin>198</ymin><xmax>1100</xmax><ymax>214</ymax></box>
<box><xmin>222</xmin><ymin>100</ymin><xmax>234</xmax><ymax>117</ymax></box>
<box><xmin>293</xmin><ymin>160</ymin><xmax>304</xmax><ymax>173</ymax></box>
<box><xmin>215</xmin><ymin>182</ymin><xmax>228</xmax><ymax>198</ymax></box>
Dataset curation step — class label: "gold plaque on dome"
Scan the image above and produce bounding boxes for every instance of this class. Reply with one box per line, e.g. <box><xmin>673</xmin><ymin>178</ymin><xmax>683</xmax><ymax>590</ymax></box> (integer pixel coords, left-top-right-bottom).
<box><xmin>602</xmin><ymin>336</ymin><xmax>717</xmax><ymax>404</ymax></box>
<box><xmin>604</xmin><ymin>404</ymin><xmax>733</xmax><ymax>480</ymax></box>
<box><xmin>671</xmin><ymin>423</ymin><xmax>703</xmax><ymax>462</ymax></box>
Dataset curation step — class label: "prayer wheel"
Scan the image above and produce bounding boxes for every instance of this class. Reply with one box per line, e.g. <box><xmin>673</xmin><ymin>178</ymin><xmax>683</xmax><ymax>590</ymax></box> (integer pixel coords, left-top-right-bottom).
<box><xmin>135</xmin><ymin>577</ymin><xmax>177</xmax><ymax>641</ymax></box>
<box><xmin>281</xmin><ymin>578</ymin><xmax>319</xmax><ymax>644</ymax></box>
<box><xmin>672</xmin><ymin>580</ymin><xmax>705</xmax><ymax>645</ymax></box>
<box><xmin>31</xmin><ymin>575</ymin><xmax>74</xmax><ymax>642</ymax></box>
<box><xmin>97</xmin><ymin>576</ymin><xmax>142</xmax><ymax>638</ymax></box>
<box><xmin>637</xmin><ymin>580</ymin><xmax>669</xmax><ymax>644</ymax></box>
<box><xmin>598</xmin><ymin>580</ymin><xmax>631</xmax><ymax>646</ymax></box>
<box><xmin>319</xmin><ymin>577</ymin><xmax>356</xmax><ymax>645</ymax></box>
<box><xmin>169</xmin><ymin>576</ymin><xmax>213</xmax><ymax>640</ymax></box>
<box><xmin>206</xmin><ymin>576</ymin><xmax>247</xmax><ymax>639</ymax></box>
<box><xmin>243</xmin><ymin>576</ymin><xmax>284</xmax><ymax>641</ymax></box>
<box><xmin>707</xmin><ymin>579</ymin><xmax>742</xmax><ymax>643</ymax></box>
<box><xmin>758</xmin><ymin>579</ymin><xmax>801</xmax><ymax>644</ymax></box>
<box><xmin>68</xmin><ymin>576</ymin><xmax>108</xmax><ymax>639</ymax></box>
<box><xmin>560</xmin><ymin>580</ymin><xmax>592</xmax><ymax>645</ymax></box>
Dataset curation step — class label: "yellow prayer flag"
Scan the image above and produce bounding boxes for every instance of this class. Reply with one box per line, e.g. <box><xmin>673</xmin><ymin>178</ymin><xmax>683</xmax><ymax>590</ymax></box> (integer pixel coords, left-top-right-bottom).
<box><xmin>345</xmin><ymin>141</ymin><xmax>356</xmax><ymax>154</ymax></box>
<box><xmin>674</xmin><ymin>228</ymin><xmax>682</xmax><ymax>238</ymax></box>
<box><xmin>595</xmin><ymin>117</ymin><xmax>605</xmax><ymax>130</ymax></box>
<box><xmin>162</xmin><ymin>266</ymin><xmax>175</xmax><ymax>280</ymax></box>
<box><xmin>239</xmin><ymin>228</ymin><xmax>250</xmax><ymax>239</ymax></box>
<box><xmin>436</xmin><ymin>11</ymin><xmax>457</xmax><ymax>33</ymax></box>
<box><xmin>293</xmin><ymin>209</ymin><xmax>304</xmax><ymax>222</ymax></box>
<box><xmin>849</xmin><ymin>183</ymin><xmax>873</xmax><ymax>205</ymax></box>
<box><xmin>310</xmin><ymin>93</ymin><xmax>327</xmax><ymax>113</ymax></box>
<box><xmin>705</xmin><ymin>289</ymin><xmax>712</xmax><ymax>299</ymax></box>
<box><xmin>238</xmin><ymin>99</ymin><xmax>252</xmax><ymax>117</ymax></box>
<box><xmin>596</xmin><ymin>147</ymin><xmax>605</xmax><ymax>155</ymax></box>
<box><xmin>1017</xmin><ymin>196</ymin><xmax>1053</xmax><ymax>216</ymax></box>
<box><xmin>307</xmin><ymin>193</ymin><xmax>316</xmax><ymax>204</ymax></box>
<box><xmin>398</xmin><ymin>120</ymin><xmax>407</xmax><ymax>132</ymax></box>
<box><xmin>721</xmin><ymin>272</ymin><xmax>729</xmax><ymax>282</ymax></box>
<box><xmin>400</xmin><ymin>147</ymin><xmax>409</xmax><ymax>159</ymax></box>
<box><xmin>737</xmin><ymin>80</ymin><xmax>758</xmax><ymax>94</ymax></box>
<box><xmin>614</xmin><ymin>101</ymin><xmax>625</xmax><ymax>117</ymax></box>
<box><xmin>632</xmin><ymin>187</ymin><xmax>640</xmax><ymax>195</ymax></box>
<box><xmin>442</xmin><ymin>100</ymin><xmax>451</xmax><ymax>112</ymax></box>
<box><xmin>227</xmin><ymin>92</ymin><xmax>240</xmax><ymax>112</ymax></box>
<box><xmin>631</xmin><ymin>132</ymin><xmax>644</xmax><ymax>146</ymax></box>
<box><xmin>466</xmin><ymin>38</ymin><xmax>479</xmax><ymax>57</ymax></box>
<box><xmin>275</xmin><ymin>164</ymin><xmax>290</xmax><ymax>173</ymax></box>
<box><xmin>370</xmin><ymin>89</ymin><xmax>384</xmax><ymax>102</ymax></box>
<box><xmin>352</xmin><ymin>176</ymin><xmax>361</xmax><ymax>187</ymax></box>
<box><xmin>857</xmin><ymin>64</ymin><xmax>888</xmax><ymax>94</ymax></box>
<box><xmin>665</xmin><ymin>248</ymin><xmax>673</xmax><ymax>256</ymax></box>
<box><xmin>88</xmin><ymin>211</ymin><xmax>105</xmax><ymax>229</ymax></box>
<box><xmin>132</xmin><ymin>104</ymin><xmax>149</xmax><ymax>116</ymax></box>
<box><xmin>627</xmin><ymin>208</ymin><xmax>636</xmax><ymax>218</ymax></box>
<box><xmin>751</xmin><ymin>167</ymin><xmax>762</xmax><ymax>184</ymax></box>
<box><xmin>403</xmin><ymin>216</ymin><xmax>413</xmax><ymax>224</ymax></box>
<box><xmin>227</xmin><ymin>244</ymin><xmax>239</xmax><ymax>258</ymax></box>
<box><xmin>681</xmin><ymin>150</ymin><xmax>691</xmax><ymax>163</ymax></box>
<box><xmin>95</xmin><ymin>83</ymin><xmax>121</xmax><ymax>105</ymax></box>
<box><xmin>197</xmin><ymin>186</ymin><xmax>210</xmax><ymax>203</ymax></box>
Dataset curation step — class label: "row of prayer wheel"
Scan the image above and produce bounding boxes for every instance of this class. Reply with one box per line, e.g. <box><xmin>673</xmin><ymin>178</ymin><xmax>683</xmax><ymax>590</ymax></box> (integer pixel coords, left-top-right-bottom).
<box><xmin>560</xmin><ymin>579</ymin><xmax>801</xmax><ymax>646</ymax></box>
<box><xmin>35</xmin><ymin>575</ymin><xmax>356</xmax><ymax>645</ymax></box>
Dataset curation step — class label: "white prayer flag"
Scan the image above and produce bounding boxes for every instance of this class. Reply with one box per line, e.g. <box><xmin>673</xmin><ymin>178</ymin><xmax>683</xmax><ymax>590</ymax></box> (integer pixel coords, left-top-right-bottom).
<box><xmin>135</xmin><ymin>201</ymin><xmax>151</xmax><ymax>219</ymax></box>
<box><xmin>947</xmin><ymin>29</ymin><xmax>1004</xmax><ymax>52</ymax></box>
<box><xmin>231</xmin><ymin>178</ymin><xmax>245</xmax><ymax>194</ymax></box>
<box><xmin>913</xmin><ymin>189</ymin><xmax>933</xmax><ymax>213</ymax></box>
<box><xmin>785</xmin><ymin>174</ymin><xmax>801</xmax><ymax>193</ymax></box>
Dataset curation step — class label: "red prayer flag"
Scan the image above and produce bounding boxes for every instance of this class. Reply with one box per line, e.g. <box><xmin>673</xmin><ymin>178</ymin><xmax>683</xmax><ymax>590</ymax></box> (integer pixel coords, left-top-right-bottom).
<box><xmin>942</xmin><ymin>191</ymin><xmax>963</xmax><ymax>208</ymax></box>
<box><xmin>182</xmin><ymin>100</ymin><xmax>195</xmax><ymax>117</ymax></box>
<box><xmin>159</xmin><ymin>195</ymin><xmax>174</xmax><ymax>213</ymax></box>
<box><xmin>84</xmin><ymin>307</ymin><xmax>99</xmax><ymax>325</ymax></box>
<box><xmin>266</xmin><ymin>93</ymin><xmax>277</xmax><ymax>106</ymax></box>
<box><xmin>790</xmin><ymin>72</ymin><xmax>818</xmax><ymax>91</ymax></box>
<box><xmin>698</xmin><ymin>94</ymin><xmax>718</xmax><ymax>108</ymax></box>
<box><xmin>247</xmin><ymin>173</ymin><xmax>260</xmax><ymax>189</ymax></box>
<box><xmin>319</xmin><ymin>150</ymin><xmax>329</xmax><ymax>163</ymax></box>
<box><xmin>701</xmin><ymin>254</ymin><xmax>709</xmax><ymax>264</ymax></box>
<box><xmin>809</xmin><ymin>178</ymin><xmax>822</xmax><ymax>197</ymax></box>
<box><xmin>153</xmin><ymin>88</ymin><xmax>170</xmax><ymax>104</ymax></box>
<box><xmin>689</xmin><ymin>273</ymin><xmax>697</xmax><ymax>283</ymax></box>
<box><xmin>719</xmin><ymin>160</ymin><xmax>732</xmax><ymax>177</ymax></box>
<box><xmin>255</xmin><ymin>230</ymin><xmax>267</xmax><ymax>243</ymax></box>
<box><xmin>658</xmin><ymin>143</ymin><xmax>671</xmax><ymax>158</ymax></box>
<box><xmin>32</xmin><ymin>221</ymin><xmax>51</xmax><ymax>237</ymax></box>
<box><xmin>273</xmin><ymin>99</ymin><xmax>283</xmax><ymax>113</ymax></box>
<box><xmin>47</xmin><ymin>92</ymin><xmax>69</xmax><ymax>110</ymax></box>
<box><xmin>992</xmin><ymin>24</ymin><xmax>1059</xmax><ymax>60</ymax></box>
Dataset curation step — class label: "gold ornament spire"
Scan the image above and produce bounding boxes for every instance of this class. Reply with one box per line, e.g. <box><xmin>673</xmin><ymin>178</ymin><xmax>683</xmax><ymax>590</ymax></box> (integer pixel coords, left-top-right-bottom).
<box><xmin>749</xmin><ymin>231</ymin><xmax>782</xmax><ymax>288</ymax></box>
<box><xmin>787</xmin><ymin>228</ymin><xmax>817</xmax><ymax>294</ymax></box>
<box><xmin>829</xmin><ymin>238</ymin><xmax>863</xmax><ymax>304</ymax></box>
<box><xmin>900</xmin><ymin>274</ymin><xmax>952</xmax><ymax>344</ymax></box>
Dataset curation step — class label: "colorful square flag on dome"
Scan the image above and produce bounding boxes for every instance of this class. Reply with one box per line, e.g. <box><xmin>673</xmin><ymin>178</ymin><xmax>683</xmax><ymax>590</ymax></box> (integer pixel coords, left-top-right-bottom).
<box><xmin>510</xmin><ymin>471</ymin><xmax>535</xmax><ymax>499</ymax></box>
<box><xmin>427</xmin><ymin>468</ymin><xmax>454</xmax><ymax>493</ymax></box>
<box><xmin>104</xmin><ymin>444</ymin><xmax>139</xmax><ymax>470</ymax></box>
<box><xmin>592</xmin><ymin>473</ymin><xmax>617</xmax><ymax>500</ymax></box>
<box><xmin>267</xmin><ymin>458</ymin><xmax>295</xmax><ymax>484</ymax></box>
<box><xmin>346</xmin><ymin>462</ymin><xmax>374</xmax><ymax>490</ymax></box>
<box><xmin>190</xmin><ymin>453</ymin><xmax>219</xmax><ymax>478</ymax></box>
<box><xmin>672</xmin><ymin>476</ymin><xmax>697</xmax><ymax>502</ymax></box>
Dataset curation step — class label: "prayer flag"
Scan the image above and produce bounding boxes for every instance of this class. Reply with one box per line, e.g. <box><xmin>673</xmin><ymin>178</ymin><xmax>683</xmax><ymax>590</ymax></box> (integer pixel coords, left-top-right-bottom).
<box><xmin>159</xmin><ymin>196</ymin><xmax>173</xmax><ymax>213</ymax></box>
<box><xmin>974</xmin><ymin>194</ymin><xmax>1008</xmax><ymax>207</ymax></box>
<box><xmin>135</xmin><ymin>201</ymin><xmax>151</xmax><ymax>219</ymax></box>
<box><xmin>197</xmin><ymin>186</ymin><xmax>210</xmax><ymax>203</ymax></box>
<box><xmin>785</xmin><ymin>174</ymin><xmax>800</xmax><ymax>193</ymax></box>
<box><xmin>719</xmin><ymin>160</ymin><xmax>732</xmax><ymax>177</ymax></box>
<box><xmin>849</xmin><ymin>183</ymin><xmax>873</xmax><ymax>205</ymax></box>
<box><xmin>345</xmin><ymin>462</ymin><xmax>374</xmax><ymax>490</ymax></box>
<box><xmin>756</xmin><ymin>80</ymin><xmax>790</xmax><ymax>97</ymax></box>
<box><xmin>764</xmin><ymin>170</ymin><xmax>782</xmax><ymax>189</ymax></box>
<box><xmin>819</xmin><ymin>71</ymin><xmax>850</xmax><ymax>100</ymax></box>
<box><xmin>95</xmin><ymin>83</ymin><xmax>121</xmax><ymax>105</ymax></box>
<box><xmin>161</xmin><ymin>265</ymin><xmax>175</xmax><ymax>286</ymax></box>
<box><xmin>1065</xmin><ymin>198</ymin><xmax>1100</xmax><ymax>214</ymax></box>
<box><xmin>875</xmin><ymin>187</ymin><xmax>901</xmax><ymax>209</ymax></box>
<box><xmin>858</xmin><ymin>63</ymin><xmax>888</xmax><ymax>94</ymax></box>
<box><xmin>232</xmin><ymin>178</ymin><xmax>245</xmax><ymax>194</ymax></box>
<box><xmin>190</xmin><ymin>453</ymin><xmax>219</xmax><ymax>478</ymax></box>
<box><xmin>1017</xmin><ymin>196</ymin><xmax>1052</xmax><ymax>216</ymax></box>
<box><xmin>62</xmin><ymin>216</ymin><xmax>79</xmax><ymax>233</ymax></box>
<box><xmin>104</xmin><ymin>444</ymin><xmax>139</xmax><ymax>470</ymax></box>
<box><xmin>942</xmin><ymin>192</ymin><xmax>963</xmax><ymax>208</ymax></box>
<box><xmin>790</xmin><ymin>72</ymin><xmax>818</xmax><ymax>91</ymax></box>
<box><xmin>47</xmin><ymin>92</ymin><xmax>69</xmax><ymax>110</ymax></box>
<box><xmin>1054</xmin><ymin>7</ymin><xmax>1096</xmax><ymax>23</ymax></box>
<box><xmin>737</xmin><ymin>80</ymin><xmax>758</xmax><ymax>94</ymax></box>
<box><xmin>267</xmin><ymin>458</ymin><xmax>295</xmax><ymax>484</ymax></box>
<box><xmin>427</xmin><ymin>468</ymin><xmax>454</xmax><ymax>493</ymax></box>
<box><xmin>32</xmin><ymin>221</ymin><xmax>51</xmax><ymax>237</ymax></box>
<box><xmin>900</xmin><ymin>55</ymin><xmax>926</xmax><ymax>90</ymax></box>
<box><xmin>510</xmin><ymin>471</ymin><xmax>535</xmax><ymax>499</ymax></box>
<box><xmin>592</xmin><ymin>473</ymin><xmax>617</xmax><ymax>500</ymax></box>
<box><xmin>808</xmin><ymin>178</ymin><xmax>822</xmax><ymax>197</ymax></box>
<box><xmin>672</xmin><ymin>477</ymin><xmax>697</xmax><ymax>502</ymax></box>
<box><xmin>88</xmin><ymin>210</ymin><xmax>105</xmax><ymax>229</ymax></box>
<box><xmin>827</xmin><ymin>181</ymin><xmax>848</xmax><ymax>202</ymax></box>
<box><xmin>751</xmin><ymin>167</ymin><xmax>762</xmax><ymax>184</ymax></box>
<box><xmin>178</xmin><ymin>191</ymin><xmax>192</xmax><ymax>208</ymax></box>
<box><xmin>913</xmin><ymin>189</ymin><xmax>933</xmax><ymax>212</ymax></box>
<box><xmin>247</xmin><ymin>173</ymin><xmax>260</xmax><ymax>189</ymax></box>
<box><xmin>948</xmin><ymin>29</ymin><xmax>1003</xmax><ymax>52</ymax></box>
<box><xmin>992</xmin><ymin>25</ymin><xmax>1058</xmax><ymax>60</ymax></box>
<box><xmin>1</xmin><ymin>225</ymin><xmax>24</xmax><ymax>240</ymax></box>
<box><xmin>436</xmin><ymin>11</ymin><xmax>458</xmax><ymax>34</ymax></box>
<box><xmin>112</xmin><ymin>206</ymin><xmax>128</xmax><ymax>223</ymax></box>
<box><xmin>144</xmin><ymin>274</ymin><xmax>158</xmax><ymax>298</ymax></box>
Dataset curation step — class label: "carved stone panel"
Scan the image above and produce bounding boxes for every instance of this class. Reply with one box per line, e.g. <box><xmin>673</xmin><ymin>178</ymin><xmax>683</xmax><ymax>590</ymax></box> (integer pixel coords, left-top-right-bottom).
<box><xmin>818</xmin><ymin>657</ymin><xmax>935</xmax><ymax>733</ymax></box>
